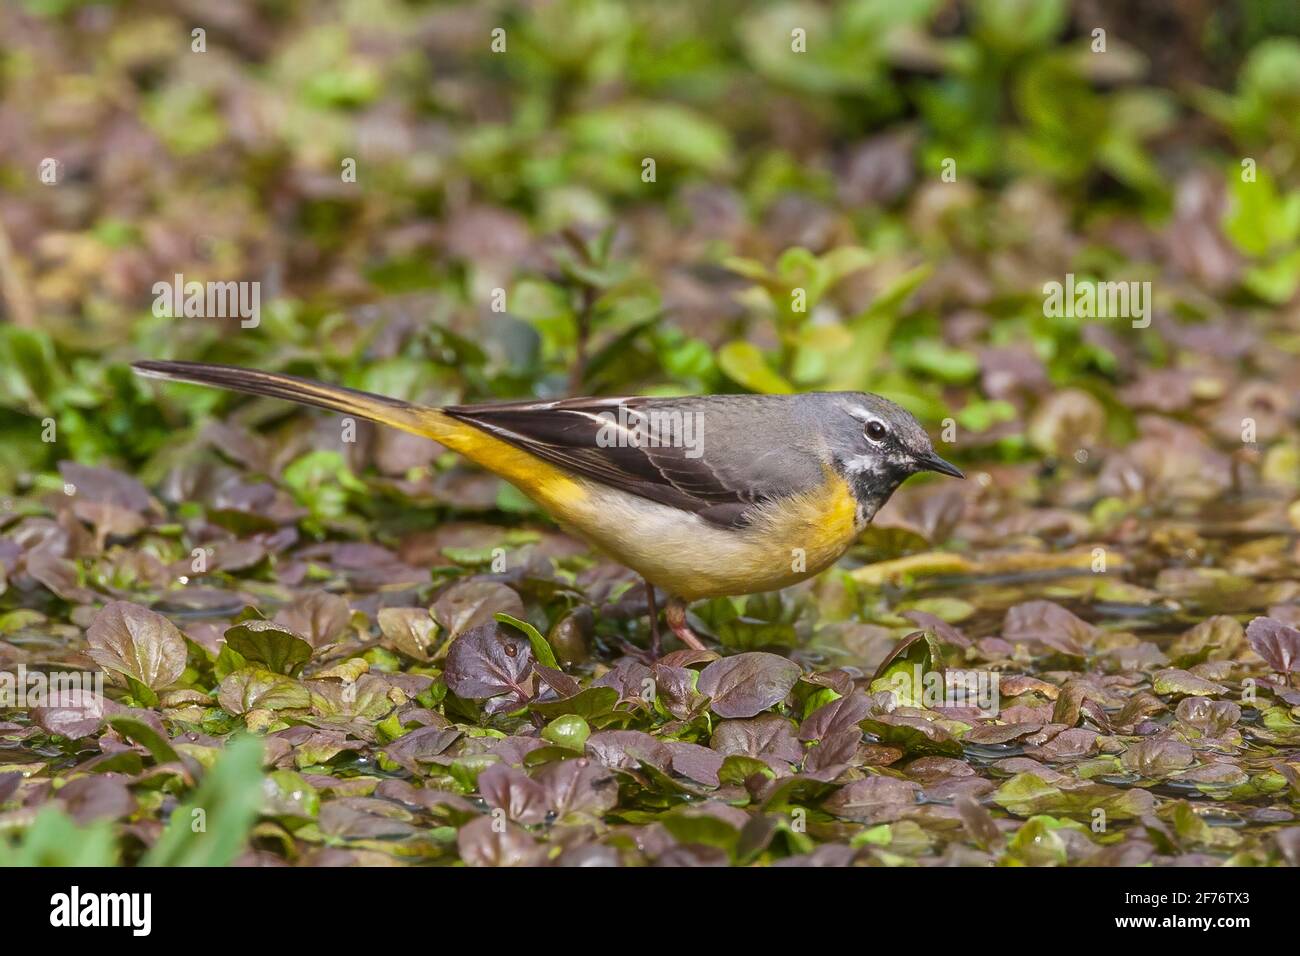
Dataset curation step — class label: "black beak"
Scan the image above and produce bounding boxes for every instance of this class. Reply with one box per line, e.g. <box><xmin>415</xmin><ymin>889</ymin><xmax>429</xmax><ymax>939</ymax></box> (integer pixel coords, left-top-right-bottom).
<box><xmin>916</xmin><ymin>451</ymin><xmax>965</xmax><ymax>479</ymax></box>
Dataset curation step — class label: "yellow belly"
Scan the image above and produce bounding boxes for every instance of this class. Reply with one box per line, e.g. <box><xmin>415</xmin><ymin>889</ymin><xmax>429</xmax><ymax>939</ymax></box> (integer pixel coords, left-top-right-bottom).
<box><xmin>427</xmin><ymin>413</ymin><xmax>860</xmax><ymax>600</ymax></box>
<box><xmin>556</xmin><ymin>476</ymin><xmax>860</xmax><ymax>600</ymax></box>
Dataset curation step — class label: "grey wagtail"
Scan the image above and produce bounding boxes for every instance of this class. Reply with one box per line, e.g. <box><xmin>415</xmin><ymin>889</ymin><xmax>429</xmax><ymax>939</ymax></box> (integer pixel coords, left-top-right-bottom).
<box><xmin>133</xmin><ymin>361</ymin><xmax>963</xmax><ymax>652</ymax></box>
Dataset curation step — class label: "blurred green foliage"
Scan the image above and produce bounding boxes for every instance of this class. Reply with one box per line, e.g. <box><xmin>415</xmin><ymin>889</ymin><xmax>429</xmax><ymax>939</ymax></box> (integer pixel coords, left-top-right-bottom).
<box><xmin>0</xmin><ymin>0</ymin><xmax>1297</xmax><ymax>494</ymax></box>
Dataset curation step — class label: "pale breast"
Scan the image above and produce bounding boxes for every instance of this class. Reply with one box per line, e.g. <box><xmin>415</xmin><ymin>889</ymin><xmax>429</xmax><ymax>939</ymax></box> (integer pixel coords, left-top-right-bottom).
<box><xmin>544</xmin><ymin>475</ymin><xmax>862</xmax><ymax>601</ymax></box>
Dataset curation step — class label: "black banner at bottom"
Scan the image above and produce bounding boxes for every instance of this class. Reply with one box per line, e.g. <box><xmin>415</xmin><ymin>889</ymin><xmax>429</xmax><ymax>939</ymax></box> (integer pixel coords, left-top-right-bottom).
<box><xmin>7</xmin><ymin>863</ymin><xmax>1278</xmax><ymax>940</ymax></box>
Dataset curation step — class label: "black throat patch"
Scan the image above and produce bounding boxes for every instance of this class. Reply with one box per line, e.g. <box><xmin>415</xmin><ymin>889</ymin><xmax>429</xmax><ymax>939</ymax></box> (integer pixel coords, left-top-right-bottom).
<box><xmin>836</xmin><ymin>455</ymin><xmax>911</xmax><ymax>529</ymax></box>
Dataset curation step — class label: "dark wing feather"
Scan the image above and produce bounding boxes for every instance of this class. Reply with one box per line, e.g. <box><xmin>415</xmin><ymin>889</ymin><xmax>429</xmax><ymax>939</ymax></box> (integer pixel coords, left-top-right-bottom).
<box><xmin>442</xmin><ymin>396</ymin><xmax>772</xmax><ymax>528</ymax></box>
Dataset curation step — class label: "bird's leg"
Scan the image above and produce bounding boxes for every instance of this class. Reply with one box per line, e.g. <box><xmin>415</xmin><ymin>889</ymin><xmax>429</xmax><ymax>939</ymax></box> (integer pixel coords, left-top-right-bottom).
<box><xmin>665</xmin><ymin>596</ymin><xmax>707</xmax><ymax>651</ymax></box>
<box><xmin>644</xmin><ymin>578</ymin><xmax>661</xmax><ymax>659</ymax></box>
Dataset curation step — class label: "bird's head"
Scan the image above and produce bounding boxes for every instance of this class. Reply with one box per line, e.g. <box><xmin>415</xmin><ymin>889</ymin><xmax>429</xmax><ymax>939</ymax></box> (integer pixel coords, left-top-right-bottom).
<box><xmin>822</xmin><ymin>392</ymin><xmax>964</xmax><ymax>521</ymax></box>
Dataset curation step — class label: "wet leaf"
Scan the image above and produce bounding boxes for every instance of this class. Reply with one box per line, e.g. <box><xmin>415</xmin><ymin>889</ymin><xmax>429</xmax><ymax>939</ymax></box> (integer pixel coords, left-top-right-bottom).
<box><xmin>218</xmin><ymin>668</ymin><xmax>311</xmax><ymax>715</ymax></box>
<box><xmin>56</xmin><ymin>774</ymin><xmax>136</xmax><ymax>825</ymax></box>
<box><xmin>274</xmin><ymin>592</ymin><xmax>351</xmax><ymax>648</ymax></box>
<box><xmin>1120</xmin><ymin>737</ymin><xmax>1196</xmax><ymax>777</ymax></box>
<box><xmin>1003</xmin><ymin>600</ymin><xmax>1096</xmax><ymax>656</ymax></box>
<box><xmin>992</xmin><ymin>773</ymin><xmax>1154</xmax><ymax>820</ymax></box>
<box><xmin>536</xmin><ymin>758</ymin><xmax>618</xmax><ymax>820</ymax></box>
<box><xmin>710</xmin><ymin>715</ymin><xmax>803</xmax><ymax>764</ymax></box>
<box><xmin>434</xmin><ymin>580</ymin><xmax>524</xmax><ymax>640</ymax></box>
<box><xmin>1246</xmin><ymin>617</ymin><xmax>1300</xmax><ymax>674</ymax></box>
<box><xmin>496</xmin><ymin>612</ymin><xmax>559</xmax><ymax>670</ymax></box>
<box><xmin>697</xmin><ymin>652</ymin><xmax>801</xmax><ymax>718</ymax></box>
<box><xmin>86</xmin><ymin>601</ymin><xmax>187</xmax><ymax>691</ymax></box>
<box><xmin>1152</xmin><ymin>668</ymin><xmax>1228</xmax><ymax>698</ymax></box>
<box><xmin>223</xmin><ymin>620</ymin><xmax>313</xmax><ymax>675</ymax></box>
<box><xmin>542</xmin><ymin>714</ymin><xmax>590</xmax><ymax>750</ymax></box>
<box><xmin>377</xmin><ymin>607</ymin><xmax>438</xmax><ymax>662</ymax></box>
<box><xmin>822</xmin><ymin>776</ymin><xmax>920</xmax><ymax>823</ymax></box>
<box><xmin>861</xmin><ymin>714</ymin><xmax>962</xmax><ymax>758</ymax></box>
<box><xmin>456</xmin><ymin>815</ymin><xmax>544</xmax><ymax>866</ymax></box>
<box><xmin>477</xmin><ymin>763</ymin><xmax>550</xmax><ymax>825</ymax></box>
<box><xmin>443</xmin><ymin>624</ymin><xmax>534</xmax><ymax>706</ymax></box>
<box><xmin>869</xmin><ymin>631</ymin><xmax>943</xmax><ymax>707</ymax></box>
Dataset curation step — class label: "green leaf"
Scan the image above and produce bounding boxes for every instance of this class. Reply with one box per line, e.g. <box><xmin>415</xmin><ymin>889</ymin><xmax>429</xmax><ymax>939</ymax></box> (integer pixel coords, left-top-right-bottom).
<box><xmin>991</xmin><ymin>772</ymin><xmax>1153</xmax><ymax>820</ymax></box>
<box><xmin>0</xmin><ymin>325</ymin><xmax>67</xmax><ymax>412</ymax></box>
<box><xmin>974</xmin><ymin>0</ymin><xmax>1068</xmax><ymax>52</ymax></box>
<box><xmin>106</xmin><ymin>715</ymin><xmax>182</xmax><ymax>765</ymax></box>
<box><xmin>222</xmin><ymin>620</ymin><xmax>313</xmax><ymax>676</ymax></box>
<box><xmin>218</xmin><ymin>667</ymin><xmax>312</xmax><ymax>715</ymax></box>
<box><xmin>716</xmin><ymin>341</ymin><xmax>794</xmax><ymax>394</ymax></box>
<box><xmin>718</xmin><ymin>754</ymin><xmax>775</xmax><ymax>786</ymax></box>
<box><xmin>722</xmin><ymin>256</ymin><xmax>772</xmax><ymax>283</ymax></box>
<box><xmin>569</xmin><ymin>102</ymin><xmax>733</xmax><ymax>175</ymax></box>
<box><xmin>869</xmin><ymin>631</ymin><xmax>945</xmax><ymax>707</ymax></box>
<box><xmin>1007</xmin><ymin>815</ymin><xmax>1073</xmax><ymax>865</ymax></box>
<box><xmin>660</xmin><ymin>812</ymin><xmax>740</xmax><ymax>857</ymax></box>
<box><xmin>1223</xmin><ymin>167</ymin><xmax>1300</xmax><ymax>257</ymax></box>
<box><xmin>860</xmin><ymin>716</ymin><xmax>963</xmax><ymax>757</ymax></box>
<box><xmin>496</xmin><ymin>612</ymin><xmax>559</xmax><ymax>670</ymax></box>
<box><xmin>541</xmin><ymin>714</ymin><xmax>590</xmax><ymax>750</ymax></box>
<box><xmin>901</xmin><ymin>340</ymin><xmax>980</xmax><ymax>384</ymax></box>
<box><xmin>125</xmin><ymin>676</ymin><xmax>160</xmax><ymax>709</ymax></box>
<box><xmin>280</xmin><ymin>450</ymin><xmax>363</xmax><ymax>521</ymax></box>
<box><xmin>859</xmin><ymin>263</ymin><xmax>934</xmax><ymax>322</ymax></box>
<box><xmin>1242</xmin><ymin>248</ymin><xmax>1300</xmax><ymax>304</ymax></box>
<box><xmin>530</xmin><ymin>686</ymin><xmax>619</xmax><ymax>721</ymax></box>
<box><xmin>213</xmin><ymin>642</ymin><xmax>248</xmax><ymax>682</ymax></box>
<box><xmin>262</xmin><ymin>769</ymin><xmax>320</xmax><ymax>821</ymax></box>
<box><xmin>86</xmin><ymin>601</ymin><xmax>188</xmax><ymax>692</ymax></box>
<box><xmin>819</xmin><ymin>246</ymin><xmax>873</xmax><ymax>286</ymax></box>
<box><xmin>0</xmin><ymin>806</ymin><xmax>118</xmax><ymax>867</ymax></box>
<box><xmin>829</xmin><ymin>264</ymin><xmax>933</xmax><ymax>390</ymax></box>
<box><xmin>143</xmin><ymin>735</ymin><xmax>264</xmax><ymax>866</ymax></box>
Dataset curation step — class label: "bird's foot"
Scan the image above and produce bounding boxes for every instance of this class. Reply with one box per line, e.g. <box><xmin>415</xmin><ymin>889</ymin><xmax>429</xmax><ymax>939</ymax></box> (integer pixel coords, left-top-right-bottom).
<box><xmin>665</xmin><ymin>597</ymin><xmax>707</xmax><ymax>651</ymax></box>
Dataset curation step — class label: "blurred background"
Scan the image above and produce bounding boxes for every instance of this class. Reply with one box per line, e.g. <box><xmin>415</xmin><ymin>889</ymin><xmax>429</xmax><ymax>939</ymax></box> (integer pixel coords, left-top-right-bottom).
<box><xmin>1</xmin><ymin>0</ymin><xmax>1298</xmax><ymax>475</ymax></box>
<box><xmin>1</xmin><ymin>0</ymin><xmax>1300</xmax><ymax>642</ymax></box>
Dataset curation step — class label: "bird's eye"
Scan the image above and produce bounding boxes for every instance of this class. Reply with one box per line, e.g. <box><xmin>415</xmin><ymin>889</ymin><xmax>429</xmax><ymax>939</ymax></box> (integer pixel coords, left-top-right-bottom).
<box><xmin>865</xmin><ymin>420</ymin><xmax>888</xmax><ymax>442</ymax></box>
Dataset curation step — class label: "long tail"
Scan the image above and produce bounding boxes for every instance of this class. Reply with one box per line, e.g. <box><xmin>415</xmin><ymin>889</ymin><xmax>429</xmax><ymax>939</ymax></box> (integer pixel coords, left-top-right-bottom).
<box><xmin>132</xmin><ymin>360</ymin><xmax>587</xmax><ymax>509</ymax></box>
<box><xmin>132</xmin><ymin>360</ymin><xmax>455</xmax><ymax>443</ymax></box>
